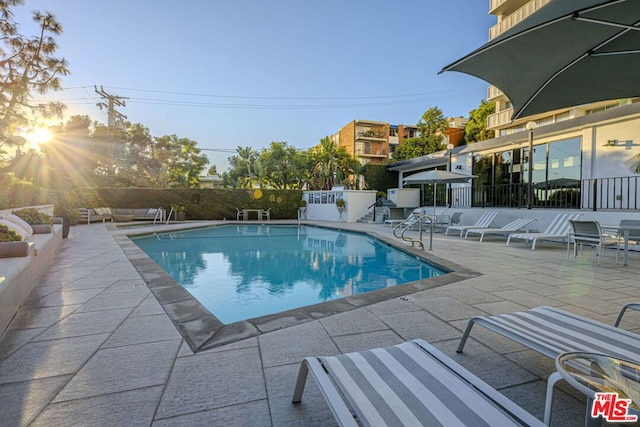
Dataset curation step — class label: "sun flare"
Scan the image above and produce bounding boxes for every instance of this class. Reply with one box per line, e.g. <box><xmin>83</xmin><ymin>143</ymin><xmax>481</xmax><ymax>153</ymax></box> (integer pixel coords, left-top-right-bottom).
<box><xmin>24</xmin><ymin>127</ymin><xmax>52</xmax><ymax>149</ymax></box>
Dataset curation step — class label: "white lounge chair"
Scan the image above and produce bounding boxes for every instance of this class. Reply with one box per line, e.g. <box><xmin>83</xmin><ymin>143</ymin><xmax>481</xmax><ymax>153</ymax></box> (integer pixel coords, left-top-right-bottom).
<box><xmin>292</xmin><ymin>339</ymin><xmax>544</xmax><ymax>427</ymax></box>
<box><xmin>506</xmin><ymin>212</ymin><xmax>582</xmax><ymax>250</ymax></box>
<box><xmin>445</xmin><ymin>210</ymin><xmax>500</xmax><ymax>237</ymax></box>
<box><xmin>383</xmin><ymin>208</ymin><xmax>425</xmax><ymax>228</ymax></box>
<box><xmin>465</xmin><ymin>218</ymin><xmax>537</xmax><ymax>241</ymax></box>
<box><xmin>457</xmin><ymin>304</ymin><xmax>640</xmax><ymax>425</ymax></box>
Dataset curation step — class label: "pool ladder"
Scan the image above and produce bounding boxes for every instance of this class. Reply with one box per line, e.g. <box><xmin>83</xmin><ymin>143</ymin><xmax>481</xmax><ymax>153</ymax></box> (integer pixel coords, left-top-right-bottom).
<box><xmin>392</xmin><ymin>214</ymin><xmax>433</xmax><ymax>251</ymax></box>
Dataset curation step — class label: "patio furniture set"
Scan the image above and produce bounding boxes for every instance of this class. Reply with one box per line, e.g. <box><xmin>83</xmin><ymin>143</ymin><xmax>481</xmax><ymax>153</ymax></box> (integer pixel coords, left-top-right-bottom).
<box><xmin>77</xmin><ymin>207</ymin><xmax>166</xmax><ymax>224</ymax></box>
<box><xmin>235</xmin><ymin>208</ymin><xmax>271</xmax><ymax>221</ymax></box>
<box><xmin>389</xmin><ymin>209</ymin><xmax>639</xmax><ymax>264</ymax></box>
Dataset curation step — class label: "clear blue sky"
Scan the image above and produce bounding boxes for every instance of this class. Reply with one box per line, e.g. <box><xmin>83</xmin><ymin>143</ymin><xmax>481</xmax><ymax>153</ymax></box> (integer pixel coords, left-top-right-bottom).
<box><xmin>15</xmin><ymin>0</ymin><xmax>495</xmax><ymax>171</ymax></box>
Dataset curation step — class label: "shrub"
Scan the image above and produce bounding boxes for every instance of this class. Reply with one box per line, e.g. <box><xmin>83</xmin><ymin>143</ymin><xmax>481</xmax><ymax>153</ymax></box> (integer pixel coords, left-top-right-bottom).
<box><xmin>12</xmin><ymin>208</ymin><xmax>52</xmax><ymax>225</ymax></box>
<box><xmin>52</xmin><ymin>190</ymin><xmax>81</xmax><ymax>225</ymax></box>
<box><xmin>0</xmin><ymin>224</ymin><xmax>21</xmax><ymax>242</ymax></box>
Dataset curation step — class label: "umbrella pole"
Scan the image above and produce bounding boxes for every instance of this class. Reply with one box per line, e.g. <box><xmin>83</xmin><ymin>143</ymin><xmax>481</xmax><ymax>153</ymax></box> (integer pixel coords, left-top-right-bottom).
<box><xmin>433</xmin><ymin>183</ymin><xmax>437</xmax><ymax>217</ymax></box>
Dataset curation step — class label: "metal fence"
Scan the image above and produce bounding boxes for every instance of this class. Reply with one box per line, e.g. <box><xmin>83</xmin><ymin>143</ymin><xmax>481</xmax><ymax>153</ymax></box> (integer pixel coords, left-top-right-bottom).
<box><xmin>447</xmin><ymin>175</ymin><xmax>639</xmax><ymax>211</ymax></box>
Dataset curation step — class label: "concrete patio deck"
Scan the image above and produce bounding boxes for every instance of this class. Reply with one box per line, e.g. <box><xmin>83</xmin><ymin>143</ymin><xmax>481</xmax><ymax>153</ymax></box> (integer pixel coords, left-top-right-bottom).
<box><xmin>1</xmin><ymin>220</ymin><xmax>639</xmax><ymax>426</ymax></box>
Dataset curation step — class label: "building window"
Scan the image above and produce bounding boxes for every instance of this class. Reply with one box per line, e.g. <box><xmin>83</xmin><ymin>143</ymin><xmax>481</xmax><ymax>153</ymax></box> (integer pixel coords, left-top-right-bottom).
<box><xmin>471</xmin><ymin>137</ymin><xmax>581</xmax><ymax>208</ymax></box>
<box><xmin>586</xmin><ymin>103</ymin><xmax>618</xmax><ymax>114</ymax></box>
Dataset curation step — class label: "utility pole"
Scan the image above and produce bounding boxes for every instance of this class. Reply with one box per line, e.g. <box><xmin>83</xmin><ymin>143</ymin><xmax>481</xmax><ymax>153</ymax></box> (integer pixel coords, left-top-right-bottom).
<box><xmin>94</xmin><ymin>86</ymin><xmax>128</xmax><ymax>185</ymax></box>
<box><xmin>94</xmin><ymin>86</ymin><xmax>128</xmax><ymax>129</ymax></box>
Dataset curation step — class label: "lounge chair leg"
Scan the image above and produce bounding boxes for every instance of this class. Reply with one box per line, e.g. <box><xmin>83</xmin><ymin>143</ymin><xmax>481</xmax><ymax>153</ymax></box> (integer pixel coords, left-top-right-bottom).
<box><xmin>457</xmin><ymin>319</ymin><xmax>476</xmax><ymax>353</ymax></box>
<box><xmin>544</xmin><ymin>371</ymin><xmax>563</xmax><ymax>425</ymax></box>
<box><xmin>293</xmin><ymin>358</ymin><xmax>358</xmax><ymax>425</ymax></box>
<box><xmin>292</xmin><ymin>360</ymin><xmax>310</xmax><ymax>403</ymax></box>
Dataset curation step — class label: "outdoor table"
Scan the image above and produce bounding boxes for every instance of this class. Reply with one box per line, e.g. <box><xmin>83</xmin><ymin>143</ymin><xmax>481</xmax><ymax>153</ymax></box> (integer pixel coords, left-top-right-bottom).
<box><xmin>601</xmin><ymin>223</ymin><xmax>640</xmax><ymax>266</ymax></box>
<box><xmin>545</xmin><ymin>352</ymin><xmax>640</xmax><ymax>426</ymax></box>
<box><xmin>242</xmin><ymin>209</ymin><xmax>264</xmax><ymax>221</ymax></box>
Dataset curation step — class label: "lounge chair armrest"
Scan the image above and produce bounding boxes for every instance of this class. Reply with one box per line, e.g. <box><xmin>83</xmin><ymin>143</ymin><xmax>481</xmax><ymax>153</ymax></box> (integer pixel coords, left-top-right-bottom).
<box><xmin>613</xmin><ymin>302</ymin><xmax>640</xmax><ymax>327</ymax></box>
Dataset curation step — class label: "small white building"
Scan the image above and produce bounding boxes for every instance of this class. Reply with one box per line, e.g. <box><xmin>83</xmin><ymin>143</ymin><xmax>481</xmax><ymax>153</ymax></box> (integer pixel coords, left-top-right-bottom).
<box><xmin>301</xmin><ymin>189</ymin><xmax>376</xmax><ymax>222</ymax></box>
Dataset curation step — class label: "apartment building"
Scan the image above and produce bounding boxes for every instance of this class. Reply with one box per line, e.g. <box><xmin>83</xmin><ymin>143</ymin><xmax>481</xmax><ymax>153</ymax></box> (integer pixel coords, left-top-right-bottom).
<box><xmin>331</xmin><ymin>120</ymin><xmax>418</xmax><ymax>166</ymax></box>
<box><xmin>331</xmin><ymin>117</ymin><xmax>468</xmax><ymax>166</ymax></box>
<box><xmin>487</xmin><ymin>0</ymin><xmax>638</xmax><ymax>136</ymax></box>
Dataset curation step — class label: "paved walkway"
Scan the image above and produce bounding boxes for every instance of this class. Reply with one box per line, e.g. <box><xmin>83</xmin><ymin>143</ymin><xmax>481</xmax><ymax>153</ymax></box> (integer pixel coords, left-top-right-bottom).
<box><xmin>1</xmin><ymin>221</ymin><xmax>639</xmax><ymax>426</ymax></box>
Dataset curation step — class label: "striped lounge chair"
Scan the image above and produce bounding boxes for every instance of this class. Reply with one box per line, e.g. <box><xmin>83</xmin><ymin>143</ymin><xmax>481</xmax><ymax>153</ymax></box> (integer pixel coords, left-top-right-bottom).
<box><xmin>445</xmin><ymin>210</ymin><xmax>500</xmax><ymax>237</ymax></box>
<box><xmin>292</xmin><ymin>339</ymin><xmax>544</xmax><ymax>426</ymax></box>
<box><xmin>464</xmin><ymin>218</ymin><xmax>536</xmax><ymax>241</ymax></box>
<box><xmin>456</xmin><ymin>304</ymin><xmax>640</xmax><ymax>425</ymax></box>
<box><xmin>506</xmin><ymin>212</ymin><xmax>582</xmax><ymax>250</ymax></box>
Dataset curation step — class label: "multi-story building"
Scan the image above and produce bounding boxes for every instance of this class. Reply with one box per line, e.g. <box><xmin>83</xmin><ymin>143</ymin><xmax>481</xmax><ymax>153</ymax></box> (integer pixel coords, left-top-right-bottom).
<box><xmin>388</xmin><ymin>0</ymin><xmax>640</xmax><ymax>213</ymax></box>
<box><xmin>331</xmin><ymin>120</ymin><xmax>420</xmax><ymax>166</ymax></box>
<box><xmin>487</xmin><ymin>0</ymin><xmax>638</xmax><ymax>136</ymax></box>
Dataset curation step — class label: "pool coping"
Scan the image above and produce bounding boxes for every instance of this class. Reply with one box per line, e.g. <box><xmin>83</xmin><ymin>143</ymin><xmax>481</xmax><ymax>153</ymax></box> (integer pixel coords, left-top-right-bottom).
<box><xmin>111</xmin><ymin>221</ymin><xmax>481</xmax><ymax>352</ymax></box>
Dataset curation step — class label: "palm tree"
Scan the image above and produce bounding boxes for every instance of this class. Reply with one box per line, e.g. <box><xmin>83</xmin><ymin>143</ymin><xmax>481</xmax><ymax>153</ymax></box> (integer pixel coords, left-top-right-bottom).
<box><xmin>317</xmin><ymin>137</ymin><xmax>340</xmax><ymax>190</ymax></box>
<box><xmin>235</xmin><ymin>146</ymin><xmax>256</xmax><ymax>188</ymax></box>
<box><xmin>346</xmin><ymin>159</ymin><xmax>366</xmax><ymax>190</ymax></box>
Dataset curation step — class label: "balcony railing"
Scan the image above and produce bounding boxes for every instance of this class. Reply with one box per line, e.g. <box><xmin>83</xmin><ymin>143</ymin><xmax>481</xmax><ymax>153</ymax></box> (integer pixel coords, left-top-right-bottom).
<box><xmin>487</xmin><ymin>85</ymin><xmax>505</xmax><ymax>101</ymax></box>
<box><xmin>487</xmin><ymin>108</ymin><xmax>514</xmax><ymax>129</ymax></box>
<box><xmin>356</xmin><ymin>148</ymin><xmax>386</xmax><ymax>157</ymax></box>
<box><xmin>489</xmin><ymin>0</ymin><xmax>509</xmax><ymax>14</ymax></box>
<box><xmin>490</xmin><ymin>0</ymin><xmax>551</xmax><ymax>39</ymax></box>
<box><xmin>356</xmin><ymin>130</ymin><xmax>387</xmax><ymax>140</ymax></box>
<box><xmin>446</xmin><ymin>176</ymin><xmax>640</xmax><ymax>211</ymax></box>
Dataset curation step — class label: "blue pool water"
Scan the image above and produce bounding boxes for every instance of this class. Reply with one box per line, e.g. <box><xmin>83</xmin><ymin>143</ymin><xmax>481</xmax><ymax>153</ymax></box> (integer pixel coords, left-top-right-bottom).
<box><xmin>132</xmin><ymin>225</ymin><xmax>445</xmax><ymax>324</ymax></box>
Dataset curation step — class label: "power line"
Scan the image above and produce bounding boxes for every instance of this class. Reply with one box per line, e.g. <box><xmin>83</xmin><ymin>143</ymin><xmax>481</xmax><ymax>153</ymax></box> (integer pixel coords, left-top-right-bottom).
<box><xmin>200</xmin><ymin>148</ymin><xmax>237</xmax><ymax>153</ymax></box>
<box><xmin>101</xmin><ymin>86</ymin><xmax>467</xmax><ymax>101</ymax></box>
<box><xmin>124</xmin><ymin>96</ymin><xmax>449</xmax><ymax>110</ymax></box>
<box><xmin>39</xmin><ymin>85</ymin><xmax>472</xmax><ymax>111</ymax></box>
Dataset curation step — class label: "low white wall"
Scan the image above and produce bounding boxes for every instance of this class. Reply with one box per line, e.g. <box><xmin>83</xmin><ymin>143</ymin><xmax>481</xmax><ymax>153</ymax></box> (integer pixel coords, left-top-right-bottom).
<box><xmin>0</xmin><ymin>204</ymin><xmax>55</xmax><ymax>217</ymax></box>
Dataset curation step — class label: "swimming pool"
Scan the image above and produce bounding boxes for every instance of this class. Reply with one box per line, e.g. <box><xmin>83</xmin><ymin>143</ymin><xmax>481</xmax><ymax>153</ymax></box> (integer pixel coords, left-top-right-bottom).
<box><xmin>132</xmin><ymin>225</ymin><xmax>446</xmax><ymax>324</ymax></box>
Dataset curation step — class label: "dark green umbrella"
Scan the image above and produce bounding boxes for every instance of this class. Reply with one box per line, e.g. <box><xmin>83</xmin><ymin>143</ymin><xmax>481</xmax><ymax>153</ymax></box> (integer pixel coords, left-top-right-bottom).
<box><xmin>440</xmin><ymin>0</ymin><xmax>640</xmax><ymax>121</ymax></box>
